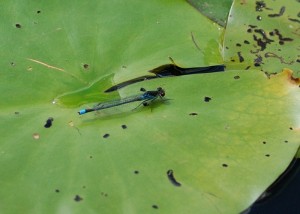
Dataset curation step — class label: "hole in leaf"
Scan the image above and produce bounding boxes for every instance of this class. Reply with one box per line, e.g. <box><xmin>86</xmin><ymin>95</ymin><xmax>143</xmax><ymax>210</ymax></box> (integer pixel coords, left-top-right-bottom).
<box><xmin>33</xmin><ymin>133</ymin><xmax>40</xmax><ymax>140</ymax></box>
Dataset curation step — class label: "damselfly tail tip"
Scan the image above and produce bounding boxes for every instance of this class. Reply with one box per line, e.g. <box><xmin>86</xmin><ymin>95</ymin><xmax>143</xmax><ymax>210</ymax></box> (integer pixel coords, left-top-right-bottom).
<box><xmin>78</xmin><ymin>109</ymin><xmax>87</xmax><ymax>115</ymax></box>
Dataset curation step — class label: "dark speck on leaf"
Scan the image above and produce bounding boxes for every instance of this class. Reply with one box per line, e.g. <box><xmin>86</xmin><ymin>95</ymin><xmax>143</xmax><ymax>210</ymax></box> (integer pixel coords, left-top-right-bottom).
<box><xmin>83</xmin><ymin>64</ymin><xmax>89</xmax><ymax>69</ymax></box>
<box><xmin>55</xmin><ymin>189</ymin><xmax>60</xmax><ymax>193</ymax></box>
<box><xmin>289</xmin><ymin>127</ymin><xmax>293</xmax><ymax>130</ymax></box>
<box><xmin>44</xmin><ymin>117</ymin><xmax>54</xmax><ymax>128</ymax></box>
<box><xmin>37</xmin><ymin>10</ymin><xmax>41</xmax><ymax>14</ymax></box>
<box><xmin>204</xmin><ymin>97</ymin><xmax>212</xmax><ymax>102</ymax></box>
<box><xmin>15</xmin><ymin>23</ymin><xmax>21</xmax><ymax>28</ymax></box>
<box><xmin>222</xmin><ymin>164</ymin><xmax>228</xmax><ymax>167</ymax></box>
<box><xmin>262</xmin><ymin>141</ymin><xmax>267</xmax><ymax>144</ymax></box>
<box><xmin>152</xmin><ymin>205</ymin><xmax>159</xmax><ymax>209</ymax></box>
<box><xmin>234</xmin><ymin>75</ymin><xmax>240</xmax><ymax>79</ymax></box>
<box><xmin>167</xmin><ymin>170</ymin><xmax>181</xmax><ymax>187</ymax></box>
<box><xmin>237</xmin><ymin>52</ymin><xmax>244</xmax><ymax>62</ymax></box>
<box><xmin>121</xmin><ymin>124</ymin><xmax>127</xmax><ymax>129</ymax></box>
<box><xmin>189</xmin><ymin>113</ymin><xmax>198</xmax><ymax>116</ymax></box>
<box><xmin>103</xmin><ymin>133</ymin><xmax>110</xmax><ymax>138</ymax></box>
<box><xmin>236</xmin><ymin>43</ymin><xmax>242</xmax><ymax>47</ymax></box>
<box><xmin>74</xmin><ymin>195</ymin><xmax>83</xmax><ymax>202</ymax></box>
<box><xmin>265</xmin><ymin>154</ymin><xmax>270</xmax><ymax>157</ymax></box>
<box><xmin>134</xmin><ymin>170</ymin><xmax>139</xmax><ymax>174</ymax></box>
<box><xmin>284</xmin><ymin>140</ymin><xmax>288</xmax><ymax>143</ymax></box>
<box><xmin>257</xmin><ymin>15</ymin><xmax>262</xmax><ymax>21</ymax></box>
<box><xmin>244</xmin><ymin>40</ymin><xmax>250</xmax><ymax>44</ymax></box>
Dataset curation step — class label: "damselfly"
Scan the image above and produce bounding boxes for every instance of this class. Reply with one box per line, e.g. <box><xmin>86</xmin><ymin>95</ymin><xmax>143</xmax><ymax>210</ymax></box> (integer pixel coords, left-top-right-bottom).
<box><xmin>78</xmin><ymin>87</ymin><xmax>166</xmax><ymax>115</ymax></box>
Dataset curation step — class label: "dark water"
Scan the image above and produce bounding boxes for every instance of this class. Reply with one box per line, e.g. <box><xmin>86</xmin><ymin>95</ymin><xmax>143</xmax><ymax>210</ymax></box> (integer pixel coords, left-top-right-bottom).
<box><xmin>248</xmin><ymin>159</ymin><xmax>300</xmax><ymax>214</ymax></box>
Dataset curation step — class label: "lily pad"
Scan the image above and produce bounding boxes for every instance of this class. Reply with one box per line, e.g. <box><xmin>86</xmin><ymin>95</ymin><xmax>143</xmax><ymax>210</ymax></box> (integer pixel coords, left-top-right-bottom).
<box><xmin>1</xmin><ymin>0</ymin><xmax>300</xmax><ymax>214</ymax></box>
<box><xmin>223</xmin><ymin>0</ymin><xmax>300</xmax><ymax>76</ymax></box>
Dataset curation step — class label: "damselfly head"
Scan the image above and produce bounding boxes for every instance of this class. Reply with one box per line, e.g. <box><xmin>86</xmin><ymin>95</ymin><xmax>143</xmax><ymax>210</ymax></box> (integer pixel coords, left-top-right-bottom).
<box><xmin>157</xmin><ymin>87</ymin><xmax>165</xmax><ymax>97</ymax></box>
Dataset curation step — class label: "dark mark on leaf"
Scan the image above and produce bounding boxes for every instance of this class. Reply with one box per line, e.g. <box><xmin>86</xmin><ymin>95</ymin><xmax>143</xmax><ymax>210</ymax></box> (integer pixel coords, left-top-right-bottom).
<box><xmin>103</xmin><ymin>133</ymin><xmax>110</xmax><ymax>138</ymax></box>
<box><xmin>265</xmin><ymin>52</ymin><xmax>294</xmax><ymax>64</ymax></box>
<box><xmin>101</xmin><ymin>192</ymin><xmax>108</xmax><ymax>197</ymax></box>
<box><xmin>284</xmin><ymin>140</ymin><xmax>288</xmax><ymax>143</ymax></box>
<box><xmin>245</xmin><ymin>66</ymin><xmax>251</xmax><ymax>70</ymax></box>
<box><xmin>255</xmin><ymin>1</ymin><xmax>272</xmax><ymax>12</ymax></box>
<box><xmin>289</xmin><ymin>127</ymin><xmax>294</xmax><ymax>130</ymax></box>
<box><xmin>257</xmin><ymin>15</ymin><xmax>262</xmax><ymax>21</ymax></box>
<box><xmin>222</xmin><ymin>164</ymin><xmax>228</xmax><ymax>167</ymax></box>
<box><xmin>134</xmin><ymin>170</ymin><xmax>139</xmax><ymax>174</ymax></box>
<box><xmin>44</xmin><ymin>117</ymin><xmax>54</xmax><ymax>128</ymax></box>
<box><xmin>288</xmin><ymin>18</ymin><xmax>300</xmax><ymax>23</ymax></box>
<box><xmin>83</xmin><ymin>64</ymin><xmax>89</xmax><ymax>69</ymax></box>
<box><xmin>268</xmin><ymin>6</ymin><xmax>285</xmax><ymax>17</ymax></box>
<box><xmin>204</xmin><ymin>96</ymin><xmax>212</xmax><ymax>102</ymax></box>
<box><xmin>237</xmin><ymin>52</ymin><xmax>245</xmax><ymax>62</ymax></box>
<box><xmin>55</xmin><ymin>189</ymin><xmax>60</xmax><ymax>193</ymax></box>
<box><xmin>254</xmin><ymin>55</ymin><xmax>263</xmax><ymax>67</ymax></box>
<box><xmin>236</xmin><ymin>43</ymin><xmax>242</xmax><ymax>47</ymax></box>
<box><xmin>234</xmin><ymin>75</ymin><xmax>240</xmax><ymax>79</ymax></box>
<box><xmin>74</xmin><ymin>195</ymin><xmax>83</xmax><ymax>202</ymax></box>
<box><xmin>15</xmin><ymin>23</ymin><xmax>21</xmax><ymax>28</ymax></box>
<box><xmin>152</xmin><ymin>205</ymin><xmax>159</xmax><ymax>209</ymax></box>
<box><xmin>244</xmin><ymin>40</ymin><xmax>250</xmax><ymax>44</ymax></box>
<box><xmin>265</xmin><ymin>154</ymin><xmax>270</xmax><ymax>157</ymax></box>
<box><xmin>167</xmin><ymin>170</ymin><xmax>181</xmax><ymax>187</ymax></box>
<box><xmin>189</xmin><ymin>113</ymin><xmax>198</xmax><ymax>116</ymax></box>
<box><xmin>121</xmin><ymin>124</ymin><xmax>127</xmax><ymax>129</ymax></box>
<box><xmin>262</xmin><ymin>141</ymin><xmax>267</xmax><ymax>144</ymax></box>
<box><xmin>37</xmin><ymin>10</ymin><xmax>41</xmax><ymax>14</ymax></box>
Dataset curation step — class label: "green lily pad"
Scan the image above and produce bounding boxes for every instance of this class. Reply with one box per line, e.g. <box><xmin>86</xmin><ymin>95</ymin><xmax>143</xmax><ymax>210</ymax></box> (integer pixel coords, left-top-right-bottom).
<box><xmin>1</xmin><ymin>0</ymin><xmax>300</xmax><ymax>214</ymax></box>
<box><xmin>187</xmin><ymin>0</ymin><xmax>233</xmax><ymax>26</ymax></box>
<box><xmin>223</xmin><ymin>0</ymin><xmax>300</xmax><ymax>76</ymax></box>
